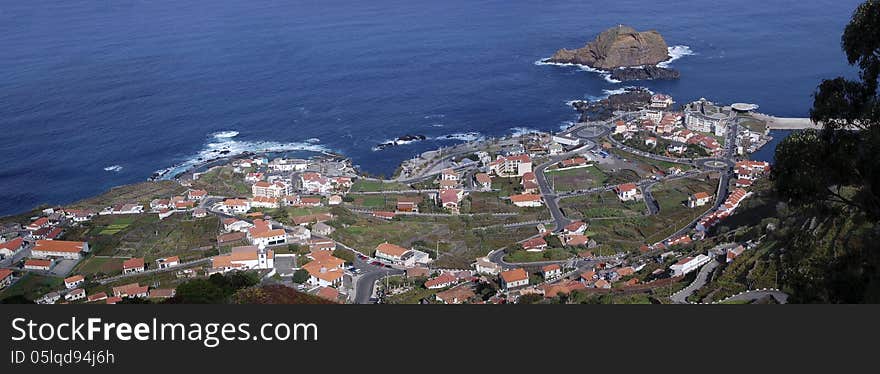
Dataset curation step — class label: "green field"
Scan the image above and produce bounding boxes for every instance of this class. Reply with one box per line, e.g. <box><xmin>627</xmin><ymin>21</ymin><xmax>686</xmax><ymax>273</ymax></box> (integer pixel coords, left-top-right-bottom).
<box><xmin>72</xmin><ymin>257</ymin><xmax>126</xmax><ymax>277</ymax></box>
<box><xmin>328</xmin><ymin>208</ymin><xmax>536</xmax><ymax>268</ymax></box>
<box><xmin>350</xmin><ymin>180</ymin><xmax>412</xmax><ymax>192</ymax></box>
<box><xmin>0</xmin><ymin>273</ymin><xmax>63</xmax><ymax>301</ymax></box>
<box><xmin>559</xmin><ymin>177</ymin><xmax>717</xmax><ymax>252</ymax></box>
<box><xmin>189</xmin><ymin>166</ymin><xmax>250</xmax><ymax>196</ymax></box>
<box><xmin>64</xmin><ymin>214</ymin><xmax>221</xmax><ymax>267</ymax></box>
<box><xmin>611</xmin><ymin>148</ymin><xmax>693</xmax><ymax>172</ymax></box>
<box><xmin>504</xmin><ymin>248</ymin><xmax>574</xmax><ymax>263</ymax></box>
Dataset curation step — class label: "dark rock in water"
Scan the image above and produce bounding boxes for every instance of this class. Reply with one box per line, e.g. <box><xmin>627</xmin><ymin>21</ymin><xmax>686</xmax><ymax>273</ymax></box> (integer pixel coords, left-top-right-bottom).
<box><xmin>610</xmin><ymin>66</ymin><xmax>680</xmax><ymax>81</ymax></box>
<box><xmin>548</xmin><ymin>25</ymin><xmax>670</xmax><ymax>70</ymax></box>
<box><xmin>374</xmin><ymin>134</ymin><xmax>427</xmax><ymax>150</ymax></box>
<box><xmin>570</xmin><ymin>87</ymin><xmax>653</xmax><ymax>121</ymax></box>
<box><xmin>219</xmin><ymin>150</ymin><xmax>230</xmax><ymax>155</ymax></box>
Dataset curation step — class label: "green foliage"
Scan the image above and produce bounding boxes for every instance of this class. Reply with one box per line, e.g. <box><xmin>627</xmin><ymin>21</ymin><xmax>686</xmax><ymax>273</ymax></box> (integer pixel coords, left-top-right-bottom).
<box><xmin>170</xmin><ymin>272</ymin><xmax>260</xmax><ymax>304</ymax></box>
<box><xmin>292</xmin><ymin>269</ymin><xmax>310</xmax><ymax>284</ymax></box>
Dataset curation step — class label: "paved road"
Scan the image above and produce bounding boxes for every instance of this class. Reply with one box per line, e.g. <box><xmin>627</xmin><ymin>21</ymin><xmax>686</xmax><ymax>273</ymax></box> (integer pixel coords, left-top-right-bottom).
<box><xmin>670</xmin><ymin>260</ymin><xmax>720</xmax><ymax>304</ymax></box>
<box><xmin>722</xmin><ymin>289</ymin><xmax>789</xmax><ymax>304</ymax></box>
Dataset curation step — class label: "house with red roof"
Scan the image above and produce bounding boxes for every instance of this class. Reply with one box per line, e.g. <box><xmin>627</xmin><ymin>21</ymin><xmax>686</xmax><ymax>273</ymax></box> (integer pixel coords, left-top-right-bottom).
<box><xmin>510</xmin><ymin>193</ymin><xmax>542</xmax><ymax>208</ymax></box>
<box><xmin>500</xmin><ymin>268</ymin><xmax>529</xmax><ymax>290</ymax></box>
<box><xmin>0</xmin><ymin>237</ymin><xmax>24</xmax><ymax>258</ymax></box>
<box><xmin>522</xmin><ymin>237</ymin><xmax>548</xmax><ymax>252</ymax></box>
<box><xmin>0</xmin><ymin>269</ymin><xmax>14</xmax><ymax>289</ymax></box>
<box><xmin>616</xmin><ymin>183</ymin><xmax>640</xmax><ymax>201</ymax></box>
<box><xmin>542</xmin><ymin>264</ymin><xmax>562</xmax><ymax>280</ymax></box>
<box><xmin>122</xmin><ymin>258</ymin><xmax>145</xmax><ymax>274</ymax></box>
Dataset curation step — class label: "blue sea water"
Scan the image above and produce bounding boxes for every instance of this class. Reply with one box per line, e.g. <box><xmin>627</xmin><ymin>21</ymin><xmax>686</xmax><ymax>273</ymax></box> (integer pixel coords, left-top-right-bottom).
<box><xmin>0</xmin><ymin>0</ymin><xmax>861</xmax><ymax>215</ymax></box>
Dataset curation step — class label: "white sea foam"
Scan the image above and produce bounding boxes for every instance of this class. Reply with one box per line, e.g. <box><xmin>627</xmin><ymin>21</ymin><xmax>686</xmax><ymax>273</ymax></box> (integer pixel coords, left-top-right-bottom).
<box><xmin>559</xmin><ymin>121</ymin><xmax>576</xmax><ymax>130</ymax></box>
<box><xmin>212</xmin><ymin>130</ymin><xmax>239</xmax><ymax>139</ymax></box>
<box><xmin>509</xmin><ymin>127</ymin><xmax>542</xmax><ymax>137</ymax></box>
<box><xmin>658</xmin><ymin>45</ymin><xmax>695</xmax><ymax>68</ymax></box>
<box><xmin>104</xmin><ymin>165</ymin><xmax>123</xmax><ymax>172</ymax></box>
<box><xmin>431</xmin><ymin>124</ymin><xmax>445</xmax><ymax>128</ymax></box>
<box><xmin>306</xmin><ymin>138</ymin><xmax>321</xmax><ymax>143</ymax></box>
<box><xmin>423</xmin><ymin>114</ymin><xmax>446</xmax><ymax>119</ymax></box>
<box><xmin>154</xmin><ymin>134</ymin><xmax>328</xmax><ymax>180</ymax></box>
<box><xmin>436</xmin><ymin>132</ymin><xmax>484</xmax><ymax>142</ymax></box>
<box><xmin>535</xmin><ymin>58</ymin><xmax>620</xmax><ymax>83</ymax></box>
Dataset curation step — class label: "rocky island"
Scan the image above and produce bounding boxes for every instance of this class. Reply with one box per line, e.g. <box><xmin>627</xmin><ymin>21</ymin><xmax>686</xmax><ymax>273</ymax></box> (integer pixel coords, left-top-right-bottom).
<box><xmin>546</xmin><ymin>25</ymin><xmax>680</xmax><ymax>81</ymax></box>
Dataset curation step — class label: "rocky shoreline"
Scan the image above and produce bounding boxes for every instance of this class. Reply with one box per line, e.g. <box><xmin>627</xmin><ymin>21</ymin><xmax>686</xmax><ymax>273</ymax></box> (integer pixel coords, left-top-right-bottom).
<box><xmin>610</xmin><ymin>66</ymin><xmax>680</xmax><ymax>81</ymax></box>
<box><xmin>570</xmin><ymin>87</ymin><xmax>653</xmax><ymax>121</ymax></box>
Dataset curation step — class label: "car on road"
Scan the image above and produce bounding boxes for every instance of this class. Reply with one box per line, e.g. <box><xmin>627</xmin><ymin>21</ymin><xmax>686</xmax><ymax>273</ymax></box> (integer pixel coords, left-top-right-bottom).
<box><xmin>370</xmin><ymin>261</ymin><xmax>382</xmax><ymax>266</ymax></box>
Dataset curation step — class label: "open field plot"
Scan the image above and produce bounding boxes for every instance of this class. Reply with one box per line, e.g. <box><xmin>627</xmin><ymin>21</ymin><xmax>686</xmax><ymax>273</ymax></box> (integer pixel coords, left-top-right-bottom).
<box><xmin>560</xmin><ymin>191</ymin><xmax>646</xmax><ymax>220</ymax></box>
<box><xmin>328</xmin><ymin>208</ymin><xmax>536</xmax><ymax>268</ymax></box>
<box><xmin>189</xmin><ymin>166</ymin><xmax>250</xmax><ymax>196</ymax></box>
<box><xmin>350</xmin><ymin>179</ymin><xmax>412</xmax><ymax>192</ymax></box>
<box><xmin>545</xmin><ymin>166</ymin><xmax>604</xmax><ymax>192</ymax></box>
<box><xmin>68</xmin><ymin>181</ymin><xmax>187</xmax><ymax>211</ymax></box>
<box><xmin>610</xmin><ymin>148</ymin><xmax>693</xmax><ymax>173</ymax></box>
<box><xmin>65</xmin><ymin>214</ymin><xmax>220</xmax><ymax>264</ymax></box>
<box><xmin>347</xmin><ymin>193</ymin><xmax>424</xmax><ymax>211</ymax></box>
<box><xmin>560</xmin><ymin>177</ymin><xmax>716</xmax><ymax>252</ymax></box>
<box><xmin>0</xmin><ymin>273</ymin><xmax>63</xmax><ymax>301</ymax></box>
<box><xmin>73</xmin><ymin>257</ymin><xmax>125</xmax><ymax>277</ymax></box>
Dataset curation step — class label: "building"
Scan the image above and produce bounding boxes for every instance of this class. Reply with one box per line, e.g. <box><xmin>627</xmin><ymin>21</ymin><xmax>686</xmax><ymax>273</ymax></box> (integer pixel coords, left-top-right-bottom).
<box><xmin>616</xmin><ymin>183</ymin><xmax>640</xmax><ymax>201</ymax></box>
<box><xmin>0</xmin><ymin>269</ymin><xmax>13</xmax><ymax>289</ymax></box>
<box><xmin>112</xmin><ymin>283</ymin><xmax>150</xmax><ymax>298</ymax></box>
<box><xmin>222</xmin><ymin>219</ymin><xmax>253</xmax><ymax>233</ymax></box>
<box><xmin>522</xmin><ymin>237</ymin><xmax>548</xmax><ymax>252</ymax></box>
<box><xmin>396</xmin><ymin>200</ymin><xmax>419</xmax><ymax>213</ymax></box>
<box><xmin>122</xmin><ymin>258</ymin><xmax>146</xmax><ymax>274</ymax></box>
<box><xmin>302</xmin><ymin>251</ymin><xmax>345</xmax><ymax>287</ymax></box>
<box><xmin>252</xmin><ymin>180</ymin><xmax>291</xmax><ymax>198</ymax></box>
<box><xmin>149</xmin><ymin>288</ymin><xmax>177</xmax><ymax>299</ymax></box>
<box><xmin>64</xmin><ymin>274</ymin><xmax>85</xmax><ymax>289</ymax></box>
<box><xmin>155</xmin><ymin>256</ymin><xmax>180</xmax><ymax>269</ymax></box>
<box><xmin>488</xmin><ymin>154</ymin><xmax>533</xmax><ymax>177</ymax></box>
<box><xmin>424</xmin><ymin>273</ymin><xmax>457</xmax><ymax>289</ymax></box>
<box><xmin>399</xmin><ymin>249</ymin><xmax>432</xmax><ymax>268</ymax></box>
<box><xmin>249</xmin><ymin>196</ymin><xmax>280</xmax><ymax>209</ymax></box>
<box><xmin>0</xmin><ymin>237</ymin><xmax>24</xmax><ymax>259</ymax></box>
<box><xmin>510</xmin><ymin>193</ymin><xmax>542</xmax><ymax>208</ymax></box>
<box><xmin>87</xmin><ymin>292</ymin><xmax>108</xmax><ymax>303</ymax></box>
<box><xmin>563</xmin><ymin>234</ymin><xmax>590</xmax><ymax>247</ymax></box>
<box><xmin>688</xmin><ymin>192</ymin><xmax>713</xmax><ymax>208</ymax></box>
<box><xmin>548</xmin><ymin>142</ymin><xmax>564</xmax><ymax>155</ymax></box>
<box><xmin>439</xmin><ymin>189</ymin><xmax>465</xmax><ymax>214</ymax></box>
<box><xmin>473</xmin><ymin>256</ymin><xmax>502</xmax><ymax>275</ymax></box>
<box><xmin>300</xmin><ymin>173</ymin><xmax>334</xmax><ymax>195</ymax></box>
<box><xmin>36</xmin><ymin>291</ymin><xmax>61</xmax><ymax>304</ymax></box>
<box><xmin>435</xmin><ymin>285</ymin><xmax>476</xmax><ymax>304</ymax></box>
<box><xmin>216</xmin><ymin>199</ymin><xmax>250</xmax><ymax>215</ymax></box>
<box><xmin>188</xmin><ymin>189</ymin><xmax>208</xmax><ymax>200</ymax></box>
<box><xmin>542</xmin><ymin>264</ymin><xmax>562</xmax><ymax>280</ymax></box>
<box><xmin>328</xmin><ymin>195</ymin><xmax>343</xmax><ymax>205</ymax></box>
<box><xmin>211</xmin><ymin>246</ymin><xmax>275</xmax><ymax>273</ymax></box>
<box><xmin>312</xmin><ymin>222</ymin><xmax>335</xmax><ymax>236</ymax></box>
<box><xmin>32</xmin><ymin>240</ymin><xmax>87</xmax><ymax>260</ymax></box>
<box><xmin>375</xmin><ymin>242</ymin><xmax>410</xmax><ymax>264</ymax></box>
<box><xmin>650</xmin><ymin>93</ymin><xmax>673</xmax><ymax>109</ymax></box>
<box><xmin>474</xmin><ymin>173</ymin><xmax>492</xmax><ymax>191</ymax></box>
<box><xmin>250</xmin><ymin>228</ymin><xmax>288</xmax><ymax>247</ymax></box>
<box><xmin>500</xmin><ymin>268</ymin><xmax>529</xmax><ymax>290</ymax></box>
<box><xmin>65</xmin><ymin>288</ymin><xmax>86</xmax><ymax>302</ymax></box>
<box><xmin>726</xmin><ymin>245</ymin><xmax>746</xmax><ymax>262</ymax></box>
<box><xmin>440</xmin><ymin>168</ymin><xmax>459</xmax><ymax>181</ymax></box>
<box><xmin>24</xmin><ymin>259</ymin><xmax>53</xmax><ymax>271</ymax></box>
<box><xmin>27</xmin><ymin>217</ymin><xmax>49</xmax><ymax>231</ymax></box>
<box><xmin>552</xmin><ymin>134</ymin><xmax>581</xmax><ymax>147</ymax></box>
<box><xmin>564</xmin><ymin>221</ymin><xmax>587</xmax><ymax>235</ymax></box>
<box><xmin>670</xmin><ymin>254</ymin><xmax>712</xmax><ymax>276</ymax></box>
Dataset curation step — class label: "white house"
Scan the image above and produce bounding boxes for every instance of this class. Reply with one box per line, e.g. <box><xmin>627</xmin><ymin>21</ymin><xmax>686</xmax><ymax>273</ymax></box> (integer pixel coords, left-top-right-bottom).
<box><xmin>616</xmin><ymin>183</ymin><xmax>640</xmax><ymax>201</ymax></box>
<box><xmin>473</xmin><ymin>257</ymin><xmax>502</xmax><ymax>275</ymax></box>
<box><xmin>32</xmin><ymin>240</ymin><xmax>87</xmax><ymax>260</ymax></box>
<box><xmin>250</xmin><ymin>228</ymin><xmax>288</xmax><ymax>247</ymax></box>
<box><xmin>289</xmin><ymin>226</ymin><xmax>311</xmax><ymax>242</ymax></box>
<box><xmin>375</xmin><ymin>242</ymin><xmax>411</xmax><ymax>264</ymax></box>
<box><xmin>542</xmin><ymin>264</ymin><xmax>562</xmax><ymax>280</ymax></box>
<box><xmin>510</xmin><ymin>193</ymin><xmax>542</xmax><ymax>208</ymax></box>
<box><xmin>500</xmin><ymin>268</ymin><xmax>529</xmax><ymax>290</ymax></box>
<box><xmin>211</xmin><ymin>246</ymin><xmax>275</xmax><ymax>273</ymax></box>
<box><xmin>64</xmin><ymin>274</ymin><xmax>85</xmax><ymax>289</ymax></box>
<box><xmin>302</xmin><ymin>252</ymin><xmax>345</xmax><ymax>287</ymax></box>
<box><xmin>670</xmin><ymin>254</ymin><xmax>712</xmax><ymax>276</ymax></box>
<box><xmin>0</xmin><ymin>237</ymin><xmax>24</xmax><ymax>259</ymax></box>
<box><xmin>155</xmin><ymin>256</ymin><xmax>180</xmax><ymax>269</ymax></box>
<box><xmin>122</xmin><ymin>258</ymin><xmax>146</xmax><ymax>274</ymax></box>
<box><xmin>252</xmin><ymin>180</ymin><xmax>291</xmax><ymax>198</ymax></box>
<box><xmin>215</xmin><ymin>199</ymin><xmax>250</xmax><ymax>215</ymax></box>
<box><xmin>0</xmin><ymin>269</ymin><xmax>13</xmax><ymax>289</ymax></box>
<box><xmin>688</xmin><ymin>192</ymin><xmax>712</xmax><ymax>208</ymax></box>
<box><xmin>65</xmin><ymin>288</ymin><xmax>86</xmax><ymax>302</ymax></box>
<box><xmin>488</xmin><ymin>154</ymin><xmax>532</xmax><ymax>177</ymax></box>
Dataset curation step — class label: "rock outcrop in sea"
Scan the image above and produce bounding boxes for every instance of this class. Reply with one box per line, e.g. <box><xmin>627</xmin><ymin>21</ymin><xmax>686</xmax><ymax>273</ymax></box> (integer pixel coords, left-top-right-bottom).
<box><xmin>547</xmin><ymin>25</ymin><xmax>678</xmax><ymax>81</ymax></box>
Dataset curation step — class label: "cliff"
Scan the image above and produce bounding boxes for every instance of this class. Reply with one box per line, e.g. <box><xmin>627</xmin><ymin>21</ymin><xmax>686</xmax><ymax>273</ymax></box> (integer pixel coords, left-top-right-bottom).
<box><xmin>547</xmin><ymin>25</ymin><xmax>671</xmax><ymax>70</ymax></box>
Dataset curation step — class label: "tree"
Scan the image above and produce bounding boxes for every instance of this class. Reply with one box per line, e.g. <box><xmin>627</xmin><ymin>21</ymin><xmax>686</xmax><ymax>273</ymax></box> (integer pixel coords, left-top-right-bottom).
<box><xmin>776</xmin><ymin>0</ymin><xmax>880</xmax><ymax>219</ymax></box>
<box><xmin>292</xmin><ymin>269</ymin><xmax>310</xmax><ymax>284</ymax></box>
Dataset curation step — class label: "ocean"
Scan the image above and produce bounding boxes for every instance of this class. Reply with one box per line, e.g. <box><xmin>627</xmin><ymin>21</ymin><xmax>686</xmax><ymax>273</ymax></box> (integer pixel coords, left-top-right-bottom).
<box><xmin>0</xmin><ymin>0</ymin><xmax>861</xmax><ymax>216</ymax></box>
